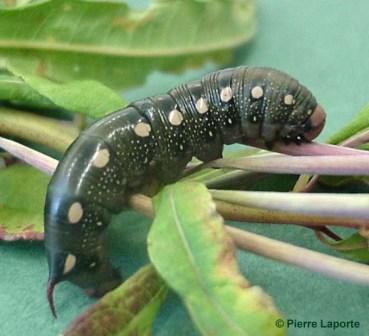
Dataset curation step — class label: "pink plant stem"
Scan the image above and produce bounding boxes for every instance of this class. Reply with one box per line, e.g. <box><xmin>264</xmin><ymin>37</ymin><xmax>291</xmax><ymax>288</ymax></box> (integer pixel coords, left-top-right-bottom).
<box><xmin>301</xmin><ymin>131</ymin><xmax>369</xmax><ymax>192</ymax></box>
<box><xmin>227</xmin><ymin>226</ymin><xmax>369</xmax><ymax>286</ymax></box>
<box><xmin>129</xmin><ymin>194</ymin><xmax>369</xmax><ymax>286</ymax></box>
<box><xmin>210</xmin><ymin>190</ymin><xmax>369</xmax><ymax>221</ymax></box>
<box><xmin>208</xmin><ymin>154</ymin><xmax>369</xmax><ymax>176</ymax></box>
<box><xmin>0</xmin><ymin>136</ymin><xmax>58</xmax><ymax>175</ymax></box>
<box><xmin>246</xmin><ymin>139</ymin><xmax>369</xmax><ymax>156</ymax></box>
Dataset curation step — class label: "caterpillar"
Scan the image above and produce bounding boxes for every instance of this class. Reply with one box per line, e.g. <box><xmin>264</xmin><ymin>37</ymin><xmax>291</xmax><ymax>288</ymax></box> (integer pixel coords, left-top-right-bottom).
<box><xmin>44</xmin><ymin>66</ymin><xmax>326</xmax><ymax>316</ymax></box>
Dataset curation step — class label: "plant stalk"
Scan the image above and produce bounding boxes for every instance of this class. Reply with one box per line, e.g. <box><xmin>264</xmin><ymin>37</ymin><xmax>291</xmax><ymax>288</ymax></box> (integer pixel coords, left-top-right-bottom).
<box><xmin>0</xmin><ymin>107</ymin><xmax>78</xmax><ymax>152</ymax></box>
<box><xmin>129</xmin><ymin>194</ymin><xmax>369</xmax><ymax>286</ymax></box>
<box><xmin>227</xmin><ymin>226</ymin><xmax>369</xmax><ymax>286</ymax></box>
<box><xmin>0</xmin><ymin>136</ymin><xmax>58</xmax><ymax>174</ymax></box>
<box><xmin>208</xmin><ymin>154</ymin><xmax>369</xmax><ymax>175</ymax></box>
<box><xmin>211</xmin><ymin>190</ymin><xmax>369</xmax><ymax>220</ymax></box>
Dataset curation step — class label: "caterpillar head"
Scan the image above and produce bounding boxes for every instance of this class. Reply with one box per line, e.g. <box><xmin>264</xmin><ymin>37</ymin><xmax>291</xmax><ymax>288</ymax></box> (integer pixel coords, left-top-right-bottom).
<box><xmin>303</xmin><ymin>104</ymin><xmax>326</xmax><ymax>141</ymax></box>
<box><xmin>46</xmin><ymin>248</ymin><xmax>122</xmax><ymax>318</ymax></box>
<box><xmin>278</xmin><ymin>97</ymin><xmax>326</xmax><ymax>144</ymax></box>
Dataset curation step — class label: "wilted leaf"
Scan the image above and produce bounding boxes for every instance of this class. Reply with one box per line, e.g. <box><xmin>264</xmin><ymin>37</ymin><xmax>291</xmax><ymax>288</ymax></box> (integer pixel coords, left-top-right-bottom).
<box><xmin>0</xmin><ymin>67</ymin><xmax>127</xmax><ymax>151</ymax></box>
<box><xmin>0</xmin><ymin>71</ymin><xmax>54</xmax><ymax>109</ymax></box>
<box><xmin>319</xmin><ymin>175</ymin><xmax>369</xmax><ymax>191</ymax></box>
<box><xmin>0</xmin><ymin>164</ymin><xmax>48</xmax><ymax>240</ymax></box>
<box><xmin>0</xmin><ymin>0</ymin><xmax>256</xmax><ymax>90</ymax></box>
<box><xmin>148</xmin><ymin>182</ymin><xmax>285</xmax><ymax>336</ymax></box>
<box><xmin>63</xmin><ymin>264</ymin><xmax>168</xmax><ymax>336</ymax></box>
<box><xmin>4</xmin><ymin>67</ymin><xmax>126</xmax><ymax>117</ymax></box>
<box><xmin>317</xmin><ymin>232</ymin><xmax>369</xmax><ymax>263</ymax></box>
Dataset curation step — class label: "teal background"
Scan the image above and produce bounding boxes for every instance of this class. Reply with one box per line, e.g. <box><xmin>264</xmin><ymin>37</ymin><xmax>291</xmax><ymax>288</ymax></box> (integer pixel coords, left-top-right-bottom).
<box><xmin>1</xmin><ymin>1</ymin><xmax>369</xmax><ymax>335</ymax></box>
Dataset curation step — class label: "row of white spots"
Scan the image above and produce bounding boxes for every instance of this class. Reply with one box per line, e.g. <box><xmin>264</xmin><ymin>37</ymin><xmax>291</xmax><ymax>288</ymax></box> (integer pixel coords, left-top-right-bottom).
<box><xmin>250</xmin><ymin>85</ymin><xmax>296</xmax><ymax>107</ymax></box>
<box><xmin>130</xmin><ymin>87</ymin><xmax>235</xmax><ymax>138</ymax></box>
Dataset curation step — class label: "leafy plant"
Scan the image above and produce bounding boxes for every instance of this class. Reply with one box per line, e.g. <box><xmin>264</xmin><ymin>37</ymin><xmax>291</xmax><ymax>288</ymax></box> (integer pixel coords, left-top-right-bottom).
<box><xmin>0</xmin><ymin>0</ymin><xmax>256</xmax><ymax>90</ymax></box>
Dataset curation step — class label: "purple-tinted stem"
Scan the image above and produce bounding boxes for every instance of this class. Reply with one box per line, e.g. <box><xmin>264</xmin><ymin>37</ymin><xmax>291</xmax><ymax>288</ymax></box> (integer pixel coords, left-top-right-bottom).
<box><xmin>227</xmin><ymin>226</ymin><xmax>369</xmax><ymax>286</ymax></box>
<box><xmin>246</xmin><ymin>139</ymin><xmax>369</xmax><ymax>156</ymax></box>
<box><xmin>297</xmin><ymin>132</ymin><xmax>369</xmax><ymax>192</ymax></box>
<box><xmin>211</xmin><ymin>190</ymin><xmax>369</xmax><ymax>221</ymax></box>
<box><xmin>208</xmin><ymin>154</ymin><xmax>369</xmax><ymax>176</ymax></box>
<box><xmin>0</xmin><ymin>136</ymin><xmax>58</xmax><ymax>175</ymax></box>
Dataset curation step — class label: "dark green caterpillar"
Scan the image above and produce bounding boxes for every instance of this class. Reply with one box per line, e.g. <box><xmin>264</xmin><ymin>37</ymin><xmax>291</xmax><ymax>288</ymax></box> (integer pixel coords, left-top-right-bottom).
<box><xmin>44</xmin><ymin>66</ymin><xmax>326</xmax><ymax>316</ymax></box>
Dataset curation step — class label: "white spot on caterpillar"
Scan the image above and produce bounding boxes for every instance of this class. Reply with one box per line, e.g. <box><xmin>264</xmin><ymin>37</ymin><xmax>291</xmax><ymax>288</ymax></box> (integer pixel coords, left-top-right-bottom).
<box><xmin>209</xmin><ymin>130</ymin><xmax>213</xmax><ymax>137</ymax></box>
<box><xmin>195</xmin><ymin>97</ymin><xmax>208</xmax><ymax>114</ymax></box>
<box><xmin>89</xmin><ymin>262</ymin><xmax>96</xmax><ymax>268</ymax></box>
<box><xmin>63</xmin><ymin>254</ymin><xmax>76</xmax><ymax>274</ymax></box>
<box><xmin>134</xmin><ymin>122</ymin><xmax>151</xmax><ymax>137</ymax></box>
<box><xmin>92</xmin><ymin>148</ymin><xmax>110</xmax><ymax>168</ymax></box>
<box><xmin>251</xmin><ymin>86</ymin><xmax>263</xmax><ymax>99</ymax></box>
<box><xmin>220</xmin><ymin>86</ymin><xmax>233</xmax><ymax>102</ymax></box>
<box><xmin>228</xmin><ymin>118</ymin><xmax>233</xmax><ymax>124</ymax></box>
<box><xmin>168</xmin><ymin>109</ymin><xmax>184</xmax><ymax>126</ymax></box>
<box><xmin>68</xmin><ymin>202</ymin><xmax>83</xmax><ymax>224</ymax></box>
<box><xmin>284</xmin><ymin>94</ymin><xmax>294</xmax><ymax>105</ymax></box>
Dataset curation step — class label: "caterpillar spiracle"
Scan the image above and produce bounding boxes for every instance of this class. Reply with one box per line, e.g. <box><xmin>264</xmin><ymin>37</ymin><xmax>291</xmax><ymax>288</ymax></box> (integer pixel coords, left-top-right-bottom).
<box><xmin>44</xmin><ymin>66</ymin><xmax>326</xmax><ymax>316</ymax></box>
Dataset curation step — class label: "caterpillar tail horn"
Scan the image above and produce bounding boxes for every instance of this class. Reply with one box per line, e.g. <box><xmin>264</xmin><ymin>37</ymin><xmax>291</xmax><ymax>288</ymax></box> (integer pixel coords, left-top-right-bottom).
<box><xmin>47</xmin><ymin>280</ymin><xmax>57</xmax><ymax>318</ymax></box>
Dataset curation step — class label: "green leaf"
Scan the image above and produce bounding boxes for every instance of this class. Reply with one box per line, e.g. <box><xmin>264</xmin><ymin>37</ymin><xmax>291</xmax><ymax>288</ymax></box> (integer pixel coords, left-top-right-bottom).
<box><xmin>317</xmin><ymin>232</ymin><xmax>369</xmax><ymax>263</ymax></box>
<box><xmin>63</xmin><ymin>264</ymin><xmax>168</xmax><ymax>336</ymax></box>
<box><xmin>328</xmin><ymin>103</ymin><xmax>369</xmax><ymax>144</ymax></box>
<box><xmin>148</xmin><ymin>182</ymin><xmax>285</xmax><ymax>336</ymax></box>
<box><xmin>6</xmin><ymin>66</ymin><xmax>126</xmax><ymax>117</ymax></box>
<box><xmin>317</xmin><ymin>175</ymin><xmax>369</xmax><ymax>195</ymax></box>
<box><xmin>0</xmin><ymin>71</ymin><xmax>55</xmax><ymax>109</ymax></box>
<box><xmin>319</xmin><ymin>175</ymin><xmax>369</xmax><ymax>187</ymax></box>
<box><xmin>0</xmin><ymin>164</ymin><xmax>48</xmax><ymax>241</ymax></box>
<box><xmin>0</xmin><ymin>67</ymin><xmax>127</xmax><ymax>151</ymax></box>
<box><xmin>0</xmin><ymin>0</ymin><xmax>256</xmax><ymax>90</ymax></box>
